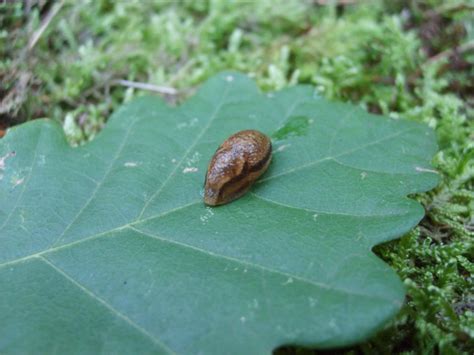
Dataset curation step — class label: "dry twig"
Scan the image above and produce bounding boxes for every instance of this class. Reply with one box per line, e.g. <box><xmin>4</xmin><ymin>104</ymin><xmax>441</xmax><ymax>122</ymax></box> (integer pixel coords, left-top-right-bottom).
<box><xmin>427</xmin><ymin>40</ymin><xmax>474</xmax><ymax>63</ymax></box>
<box><xmin>115</xmin><ymin>80</ymin><xmax>178</xmax><ymax>95</ymax></box>
<box><xmin>27</xmin><ymin>0</ymin><xmax>65</xmax><ymax>51</ymax></box>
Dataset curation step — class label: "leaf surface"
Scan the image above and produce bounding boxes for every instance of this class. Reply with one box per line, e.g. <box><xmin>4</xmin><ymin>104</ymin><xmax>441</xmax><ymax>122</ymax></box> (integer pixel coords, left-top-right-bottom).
<box><xmin>0</xmin><ymin>72</ymin><xmax>438</xmax><ymax>354</ymax></box>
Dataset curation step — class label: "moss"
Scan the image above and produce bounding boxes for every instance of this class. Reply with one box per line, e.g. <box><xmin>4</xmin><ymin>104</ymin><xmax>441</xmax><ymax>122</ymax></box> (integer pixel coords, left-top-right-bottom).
<box><xmin>1</xmin><ymin>0</ymin><xmax>472</xmax><ymax>353</ymax></box>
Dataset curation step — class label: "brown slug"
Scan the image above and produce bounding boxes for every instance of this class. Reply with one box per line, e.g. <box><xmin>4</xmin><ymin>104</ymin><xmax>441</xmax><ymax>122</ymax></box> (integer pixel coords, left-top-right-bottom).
<box><xmin>204</xmin><ymin>130</ymin><xmax>272</xmax><ymax>206</ymax></box>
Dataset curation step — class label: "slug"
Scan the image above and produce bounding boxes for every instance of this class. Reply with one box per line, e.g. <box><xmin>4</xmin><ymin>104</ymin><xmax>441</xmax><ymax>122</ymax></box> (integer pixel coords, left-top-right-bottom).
<box><xmin>204</xmin><ymin>129</ymin><xmax>272</xmax><ymax>206</ymax></box>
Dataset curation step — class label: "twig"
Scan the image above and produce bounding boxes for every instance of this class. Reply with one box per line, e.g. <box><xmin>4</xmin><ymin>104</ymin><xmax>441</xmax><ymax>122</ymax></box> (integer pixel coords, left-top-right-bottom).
<box><xmin>115</xmin><ymin>80</ymin><xmax>178</xmax><ymax>95</ymax></box>
<box><xmin>434</xmin><ymin>2</ymin><xmax>474</xmax><ymax>16</ymax></box>
<box><xmin>314</xmin><ymin>0</ymin><xmax>358</xmax><ymax>5</ymax></box>
<box><xmin>427</xmin><ymin>40</ymin><xmax>474</xmax><ymax>63</ymax></box>
<box><xmin>27</xmin><ymin>0</ymin><xmax>65</xmax><ymax>51</ymax></box>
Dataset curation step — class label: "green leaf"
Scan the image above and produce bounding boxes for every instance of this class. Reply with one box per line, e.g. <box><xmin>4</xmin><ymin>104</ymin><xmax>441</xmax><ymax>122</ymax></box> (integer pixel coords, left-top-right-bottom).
<box><xmin>0</xmin><ymin>72</ymin><xmax>438</xmax><ymax>354</ymax></box>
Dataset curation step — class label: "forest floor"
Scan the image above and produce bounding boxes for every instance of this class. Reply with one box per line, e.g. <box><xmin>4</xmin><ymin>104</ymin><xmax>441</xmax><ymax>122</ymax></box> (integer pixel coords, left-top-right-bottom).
<box><xmin>1</xmin><ymin>0</ymin><xmax>473</xmax><ymax>353</ymax></box>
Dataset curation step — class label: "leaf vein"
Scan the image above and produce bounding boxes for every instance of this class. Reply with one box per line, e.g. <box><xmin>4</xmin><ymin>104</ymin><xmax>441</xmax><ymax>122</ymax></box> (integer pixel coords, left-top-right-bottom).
<box><xmin>130</xmin><ymin>226</ymin><xmax>396</xmax><ymax>303</ymax></box>
<box><xmin>38</xmin><ymin>255</ymin><xmax>176</xmax><ymax>355</ymax></box>
<box><xmin>331</xmin><ymin>158</ymin><xmax>422</xmax><ymax>176</ymax></box>
<box><xmin>250</xmin><ymin>193</ymin><xmax>410</xmax><ymax>218</ymax></box>
<box><xmin>259</xmin><ymin>127</ymin><xmax>415</xmax><ymax>183</ymax></box>
<box><xmin>50</xmin><ymin>115</ymin><xmax>143</xmax><ymax>247</ymax></box>
<box><xmin>137</xmin><ymin>83</ymin><xmax>232</xmax><ymax>219</ymax></box>
<box><xmin>0</xmin><ymin>200</ymin><xmax>202</xmax><ymax>270</ymax></box>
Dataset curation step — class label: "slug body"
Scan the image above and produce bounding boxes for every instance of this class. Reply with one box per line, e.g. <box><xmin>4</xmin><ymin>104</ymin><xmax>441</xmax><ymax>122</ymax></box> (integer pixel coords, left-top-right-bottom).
<box><xmin>204</xmin><ymin>130</ymin><xmax>272</xmax><ymax>206</ymax></box>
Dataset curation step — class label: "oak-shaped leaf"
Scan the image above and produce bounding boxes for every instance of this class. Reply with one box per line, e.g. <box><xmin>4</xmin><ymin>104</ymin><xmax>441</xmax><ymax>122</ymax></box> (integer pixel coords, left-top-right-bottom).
<box><xmin>0</xmin><ymin>72</ymin><xmax>438</xmax><ymax>354</ymax></box>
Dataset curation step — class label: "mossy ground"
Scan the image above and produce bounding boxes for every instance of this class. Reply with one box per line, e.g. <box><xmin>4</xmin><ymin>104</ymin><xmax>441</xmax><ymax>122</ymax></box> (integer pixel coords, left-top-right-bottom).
<box><xmin>1</xmin><ymin>0</ymin><xmax>472</xmax><ymax>353</ymax></box>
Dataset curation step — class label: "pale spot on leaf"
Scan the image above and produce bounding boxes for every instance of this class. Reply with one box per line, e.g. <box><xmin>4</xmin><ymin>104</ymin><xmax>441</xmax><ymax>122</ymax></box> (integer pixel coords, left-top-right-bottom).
<box><xmin>276</xmin><ymin>144</ymin><xmax>290</xmax><ymax>152</ymax></box>
<box><xmin>124</xmin><ymin>161</ymin><xmax>140</xmax><ymax>168</ymax></box>
<box><xmin>199</xmin><ymin>207</ymin><xmax>215</xmax><ymax>224</ymax></box>
<box><xmin>183</xmin><ymin>167</ymin><xmax>198</xmax><ymax>174</ymax></box>
<box><xmin>13</xmin><ymin>177</ymin><xmax>25</xmax><ymax>187</ymax></box>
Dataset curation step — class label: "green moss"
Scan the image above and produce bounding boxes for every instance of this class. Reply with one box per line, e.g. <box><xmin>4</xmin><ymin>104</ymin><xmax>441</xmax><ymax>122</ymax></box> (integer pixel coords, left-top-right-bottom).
<box><xmin>1</xmin><ymin>0</ymin><xmax>472</xmax><ymax>353</ymax></box>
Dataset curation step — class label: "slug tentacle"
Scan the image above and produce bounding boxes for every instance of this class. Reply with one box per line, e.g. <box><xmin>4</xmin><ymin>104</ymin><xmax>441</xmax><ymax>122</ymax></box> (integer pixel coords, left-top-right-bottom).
<box><xmin>204</xmin><ymin>130</ymin><xmax>272</xmax><ymax>206</ymax></box>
